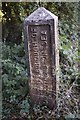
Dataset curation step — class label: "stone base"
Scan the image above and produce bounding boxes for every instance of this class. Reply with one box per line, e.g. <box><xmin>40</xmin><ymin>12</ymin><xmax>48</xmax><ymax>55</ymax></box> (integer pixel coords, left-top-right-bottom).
<box><xmin>30</xmin><ymin>92</ymin><xmax>56</xmax><ymax>110</ymax></box>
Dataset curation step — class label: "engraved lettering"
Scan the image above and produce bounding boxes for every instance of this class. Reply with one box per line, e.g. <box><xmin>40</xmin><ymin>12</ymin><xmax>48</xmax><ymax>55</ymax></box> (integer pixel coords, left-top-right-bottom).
<box><xmin>31</xmin><ymin>33</ymin><xmax>37</xmax><ymax>38</ymax></box>
<box><xmin>28</xmin><ymin>25</ymin><xmax>53</xmax><ymax>95</ymax></box>
<box><xmin>41</xmin><ymin>35</ymin><xmax>47</xmax><ymax>41</ymax></box>
<box><xmin>41</xmin><ymin>31</ymin><xmax>47</xmax><ymax>35</ymax></box>
<box><xmin>30</xmin><ymin>27</ymin><xmax>37</xmax><ymax>32</ymax></box>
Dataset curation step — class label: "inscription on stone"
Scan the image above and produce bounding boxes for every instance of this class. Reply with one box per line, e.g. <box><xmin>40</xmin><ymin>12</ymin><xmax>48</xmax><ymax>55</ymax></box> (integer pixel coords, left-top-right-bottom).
<box><xmin>28</xmin><ymin>25</ymin><xmax>52</xmax><ymax>93</ymax></box>
<box><xmin>24</xmin><ymin>7</ymin><xmax>59</xmax><ymax>108</ymax></box>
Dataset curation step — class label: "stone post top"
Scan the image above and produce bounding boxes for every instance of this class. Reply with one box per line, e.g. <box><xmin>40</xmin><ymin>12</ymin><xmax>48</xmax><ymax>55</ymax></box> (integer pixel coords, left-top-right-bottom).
<box><xmin>24</xmin><ymin>7</ymin><xmax>58</xmax><ymax>22</ymax></box>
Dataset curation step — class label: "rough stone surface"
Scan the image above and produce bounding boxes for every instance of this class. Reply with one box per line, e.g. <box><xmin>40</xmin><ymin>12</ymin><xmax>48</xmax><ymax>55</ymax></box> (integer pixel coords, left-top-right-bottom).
<box><xmin>24</xmin><ymin>7</ymin><xmax>59</xmax><ymax>109</ymax></box>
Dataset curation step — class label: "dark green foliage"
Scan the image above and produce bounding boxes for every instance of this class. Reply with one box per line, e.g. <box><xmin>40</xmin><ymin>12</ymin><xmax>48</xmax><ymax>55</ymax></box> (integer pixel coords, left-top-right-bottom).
<box><xmin>2</xmin><ymin>42</ymin><xmax>30</xmax><ymax>117</ymax></box>
<box><xmin>59</xmin><ymin>28</ymin><xmax>79</xmax><ymax>84</ymax></box>
<box><xmin>2</xmin><ymin>2</ymin><xmax>38</xmax><ymax>45</ymax></box>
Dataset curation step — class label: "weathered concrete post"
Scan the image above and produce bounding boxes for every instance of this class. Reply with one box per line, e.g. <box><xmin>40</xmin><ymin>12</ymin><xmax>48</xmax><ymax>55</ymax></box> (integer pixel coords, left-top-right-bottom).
<box><xmin>24</xmin><ymin>7</ymin><xmax>59</xmax><ymax>109</ymax></box>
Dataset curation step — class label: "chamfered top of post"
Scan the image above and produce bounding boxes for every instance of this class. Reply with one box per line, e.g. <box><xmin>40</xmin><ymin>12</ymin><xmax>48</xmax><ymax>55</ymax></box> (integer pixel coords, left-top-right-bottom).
<box><xmin>24</xmin><ymin>7</ymin><xmax>58</xmax><ymax>22</ymax></box>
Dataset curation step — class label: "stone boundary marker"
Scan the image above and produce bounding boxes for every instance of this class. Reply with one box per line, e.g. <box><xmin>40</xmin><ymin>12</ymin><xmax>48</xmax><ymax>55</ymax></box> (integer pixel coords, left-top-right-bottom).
<box><xmin>24</xmin><ymin>7</ymin><xmax>59</xmax><ymax>109</ymax></box>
